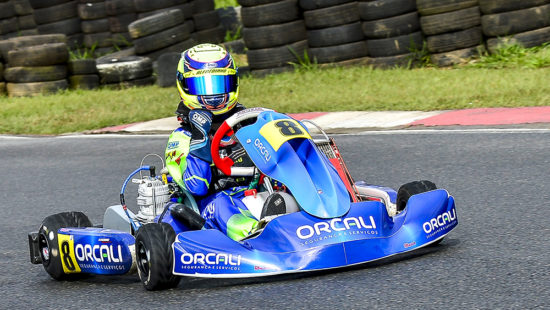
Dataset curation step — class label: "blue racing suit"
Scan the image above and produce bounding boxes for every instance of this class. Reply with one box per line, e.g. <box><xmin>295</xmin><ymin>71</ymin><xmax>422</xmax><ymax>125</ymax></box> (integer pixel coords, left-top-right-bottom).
<box><xmin>165</xmin><ymin>106</ymin><xmax>258</xmax><ymax>240</ymax></box>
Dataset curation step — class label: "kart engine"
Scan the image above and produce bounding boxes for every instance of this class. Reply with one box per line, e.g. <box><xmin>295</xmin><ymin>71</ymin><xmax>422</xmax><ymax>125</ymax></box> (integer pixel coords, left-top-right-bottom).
<box><xmin>134</xmin><ymin>177</ymin><xmax>170</xmax><ymax>223</ymax></box>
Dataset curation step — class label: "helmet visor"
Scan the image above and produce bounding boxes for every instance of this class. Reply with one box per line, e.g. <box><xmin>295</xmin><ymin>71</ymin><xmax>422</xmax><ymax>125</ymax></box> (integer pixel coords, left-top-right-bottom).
<box><xmin>182</xmin><ymin>69</ymin><xmax>238</xmax><ymax>96</ymax></box>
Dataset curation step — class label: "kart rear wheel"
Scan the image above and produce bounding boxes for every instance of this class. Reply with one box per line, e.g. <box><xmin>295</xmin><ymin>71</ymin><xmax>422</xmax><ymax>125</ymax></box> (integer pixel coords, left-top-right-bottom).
<box><xmin>135</xmin><ymin>223</ymin><xmax>180</xmax><ymax>291</ymax></box>
<box><xmin>38</xmin><ymin>212</ymin><xmax>92</xmax><ymax>280</ymax></box>
<box><xmin>396</xmin><ymin>180</ymin><xmax>437</xmax><ymax>212</ymax></box>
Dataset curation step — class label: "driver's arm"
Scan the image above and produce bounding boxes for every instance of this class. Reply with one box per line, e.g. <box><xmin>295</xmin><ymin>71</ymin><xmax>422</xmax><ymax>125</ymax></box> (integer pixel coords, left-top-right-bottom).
<box><xmin>183</xmin><ymin>154</ymin><xmax>212</xmax><ymax>197</ymax></box>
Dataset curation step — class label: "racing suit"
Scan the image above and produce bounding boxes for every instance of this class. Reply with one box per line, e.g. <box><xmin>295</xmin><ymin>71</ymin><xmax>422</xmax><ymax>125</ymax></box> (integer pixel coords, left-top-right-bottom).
<box><xmin>165</xmin><ymin>103</ymin><xmax>258</xmax><ymax>240</ymax></box>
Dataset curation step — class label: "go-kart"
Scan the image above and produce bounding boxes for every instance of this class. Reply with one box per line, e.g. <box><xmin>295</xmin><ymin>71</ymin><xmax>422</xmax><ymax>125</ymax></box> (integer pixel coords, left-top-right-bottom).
<box><xmin>28</xmin><ymin>108</ymin><xmax>457</xmax><ymax>290</ymax></box>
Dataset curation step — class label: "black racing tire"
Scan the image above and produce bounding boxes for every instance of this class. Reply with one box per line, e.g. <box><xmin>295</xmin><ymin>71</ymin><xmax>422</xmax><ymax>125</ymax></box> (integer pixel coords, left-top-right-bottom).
<box><xmin>304</xmin><ymin>2</ymin><xmax>359</xmax><ymax>29</ymax></box>
<box><xmin>0</xmin><ymin>34</ymin><xmax>66</xmax><ymax>60</ymax></box>
<box><xmin>192</xmin><ymin>10</ymin><xmax>220</xmax><ymax>31</ymax></box>
<box><xmin>7</xmin><ymin>79</ymin><xmax>68</xmax><ymax>97</ymax></box>
<box><xmin>241</xmin><ymin>0</ymin><xmax>300</xmax><ymax>28</ymax></box>
<box><xmin>430</xmin><ymin>45</ymin><xmax>483</xmax><ymax>67</ymax></box>
<box><xmin>17</xmin><ymin>15</ymin><xmax>37</xmax><ymax>30</ymax></box>
<box><xmin>68</xmin><ymin>59</ymin><xmax>97</xmax><ymax>75</ymax></box>
<box><xmin>420</xmin><ymin>6</ymin><xmax>481</xmax><ymax>36</ymax></box>
<box><xmin>479</xmin><ymin>0</ymin><xmax>550</xmax><ymax>15</ymax></box>
<box><xmin>247</xmin><ymin>39</ymin><xmax>308</xmax><ymax>70</ymax></box>
<box><xmin>83</xmin><ymin>32</ymin><xmax>113</xmax><ymax>48</ymax></box>
<box><xmin>109</xmin><ymin>13</ymin><xmax>137</xmax><ymax>33</ymax></box>
<box><xmin>133</xmin><ymin>24</ymin><xmax>191</xmax><ymax>54</ymax></box>
<box><xmin>358</xmin><ymin>0</ymin><xmax>417</xmax><ymax>21</ymax></box>
<box><xmin>367</xmin><ymin>31</ymin><xmax>423</xmax><ymax>57</ymax></box>
<box><xmin>0</xmin><ymin>1</ymin><xmax>15</xmax><ymax>19</ymax></box>
<box><xmin>190</xmin><ymin>25</ymin><xmax>225</xmax><ymax>44</ymax></box>
<box><xmin>426</xmin><ymin>26</ymin><xmax>482</xmax><ymax>53</ymax></box>
<box><xmin>128</xmin><ymin>9</ymin><xmax>184</xmax><ymax>39</ymax></box>
<box><xmin>33</xmin><ymin>2</ymin><xmax>77</xmax><ymax>25</ymax></box>
<box><xmin>362</xmin><ymin>11</ymin><xmax>420</xmax><ymax>39</ymax></box>
<box><xmin>7</xmin><ymin>43</ymin><xmax>69</xmax><ymax>67</ymax></box>
<box><xmin>481</xmin><ymin>4</ymin><xmax>550</xmax><ymax>37</ymax></box>
<box><xmin>37</xmin><ymin>212</ymin><xmax>92</xmax><ymax>280</ymax></box>
<box><xmin>78</xmin><ymin>2</ymin><xmax>107</xmax><ymax>20</ymax></box>
<box><xmin>0</xmin><ymin>82</ymin><xmax>6</xmax><ymax>96</ymax></box>
<box><xmin>135</xmin><ymin>223</ymin><xmax>180</xmax><ymax>291</ymax></box>
<box><xmin>307</xmin><ymin>22</ymin><xmax>363</xmax><ymax>47</ymax></box>
<box><xmin>396</xmin><ymin>180</ymin><xmax>437</xmax><ymax>212</ymax></box>
<box><xmin>96</xmin><ymin>56</ymin><xmax>152</xmax><ymax>83</ymax></box>
<box><xmin>309</xmin><ymin>40</ymin><xmax>368</xmax><ymax>63</ymax></box>
<box><xmin>0</xmin><ymin>62</ymin><xmax>4</xmax><ymax>80</ymax></box>
<box><xmin>193</xmin><ymin>0</ymin><xmax>215</xmax><ymax>13</ymax></box>
<box><xmin>299</xmin><ymin>0</ymin><xmax>353</xmax><ymax>11</ymax></box>
<box><xmin>37</xmin><ymin>17</ymin><xmax>81</xmax><ymax>36</ymax></box>
<box><xmin>416</xmin><ymin>0</ymin><xmax>477</xmax><ymax>16</ymax></box>
<box><xmin>13</xmin><ymin>0</ymin><xmax>34</xmax><ymax>16</ymax></box>
<box><xmin>133</xmin><ymin>0</ymin><xmax>180</xmax><ymax>13</ymax></box>
<box><xmin>69</xmin><ymin>74</ymin><xmax>100</xmax><ymax>89</ymax></box>
<box><xmin>4</xmin><ymin>65</ymin><xmax>67</xmax><ymax>83</ymax></box>
<box><xmin>486</xmin><ymin>26</ymin><xmax>550</xmax><ymax>54</ymax></box>
<box><xmin>243</xmin><ymin>20</ymin><xmax>307</xmax><ymax>49</ymax></box>
<box><xmin>238</xmin><ymin>0</ymin><xmax>284</xmax><ymax>7</ymax></box>
<box><xmin>29</xmin><ymin>0</ymin><xmax>71</xmax><ymax>9</ymax></box>
<box><xmin>105</xmin><ymin>0</ymin><xmax>136</xmax><ymax>16</ymax></box>
<box><xmin>81</xmin><ymin>18</ymin><xmax>110</xmax><ymax>34</ymax></box>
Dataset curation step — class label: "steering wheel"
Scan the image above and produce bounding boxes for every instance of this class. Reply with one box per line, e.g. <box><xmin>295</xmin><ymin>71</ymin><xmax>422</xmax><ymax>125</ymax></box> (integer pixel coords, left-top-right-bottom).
<box><xmin>211</xmin><ymin>107</ymin><xmax>273</xmax><ymax>176</ymax></box>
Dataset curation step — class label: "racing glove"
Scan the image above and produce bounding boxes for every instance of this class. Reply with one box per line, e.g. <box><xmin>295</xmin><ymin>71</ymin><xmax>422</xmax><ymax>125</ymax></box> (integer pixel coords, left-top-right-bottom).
<box><xmin>188</xmin><ymin>109</ymin><xmax>213</xmax><ymax>162</ymax></box>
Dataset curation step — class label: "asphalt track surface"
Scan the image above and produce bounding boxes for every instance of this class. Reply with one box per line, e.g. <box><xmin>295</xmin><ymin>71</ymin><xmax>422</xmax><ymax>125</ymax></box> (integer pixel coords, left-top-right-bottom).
<box><xmin>1</xmin><ymin>130</ymin><xmax>549</xmax><ymax>309</ymax></box>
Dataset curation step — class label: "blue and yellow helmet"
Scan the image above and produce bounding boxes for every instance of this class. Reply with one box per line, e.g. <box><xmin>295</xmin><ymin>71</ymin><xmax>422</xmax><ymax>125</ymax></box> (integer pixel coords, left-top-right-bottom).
<box><xmin>176</xmin><ymin>44</ymin><xmax>239</xmax><ymax>116</ymax></box>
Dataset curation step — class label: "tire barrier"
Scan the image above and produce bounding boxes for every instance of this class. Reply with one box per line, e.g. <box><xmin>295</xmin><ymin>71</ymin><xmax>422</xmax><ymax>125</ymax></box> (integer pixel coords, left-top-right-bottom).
<box><xmin>68</xmin><ymin>58</ymin><xmax>99</xmax><ymax>89</ymax></box>
<box><xmin>360</xmin><ymin>0</ymin><xmax>419</xmax><ymax>68</ymax></box>
<box><xmin>417</xmin><ymin>0</ymin><xmax>483</xmax><ymax>67</ymax></box>
<box><xmin>78</xmin><ymin>1</ymin><xmax>114</xmax><ymax>56</ymax></box>
<box><xmin>96</xmin><ymin>55</ymin><xmax>154</xmax><ymax>88</ymax></box>
<box><xmin>480</xmin><ymin>1</ymin><xmax>550</xmax><ymax>53</ymax></box>
<box><xmin>302</xmin><ymin>1</ymin><xmax>368</xmax><ymax>65</ymax></box>
<box><xmin>191</xmin><ymin>0</ymin><xmax>225</xmax><ymax>45</ymax></box>
<box><xmin>13</xmin><ymin>0</ymin><xmax>38</xmax><ymax>37</ymax></box>
<box><xmin>129</xmin><ymin>8</ymin><xmax>195</xmax><ymax>61</ymax></box>
<box><xmin>31</xmin><ymin>0</ymin><xmax>82</xmax><ymax>50</ymax></box>
<box><xmin>106</xmin><ymin>0</ymin><xmax>137</xmax><ymax>51</ymax></box>
<box><xmin>5</xmin><ymin>41</ymin><xmax>69</xmax><ymax>97</ymax></box>
<box><xmin>240</xmin><ymin>0</ymin><xmax>307</xmax><ymax>76</ymax></box>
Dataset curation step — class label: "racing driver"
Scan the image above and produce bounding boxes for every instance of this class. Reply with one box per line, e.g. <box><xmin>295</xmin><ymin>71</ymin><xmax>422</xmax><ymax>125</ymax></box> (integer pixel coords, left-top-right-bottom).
<box><xmin>164</xmin><ymin>43</ymin><xmax>258</xmax><ymax>240</ymax></box>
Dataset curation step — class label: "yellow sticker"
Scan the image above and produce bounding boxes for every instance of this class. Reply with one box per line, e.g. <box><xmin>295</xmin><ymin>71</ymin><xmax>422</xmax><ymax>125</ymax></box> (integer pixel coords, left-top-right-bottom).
<box><xmin>259</xmin><ymin>119</ymin><xmax>311</xmax><ymax>151</ymax></box>
<box><xmin>57</xmin><ymin>234</ymin><xmax>81</xmax><ymax>274</ymax></box>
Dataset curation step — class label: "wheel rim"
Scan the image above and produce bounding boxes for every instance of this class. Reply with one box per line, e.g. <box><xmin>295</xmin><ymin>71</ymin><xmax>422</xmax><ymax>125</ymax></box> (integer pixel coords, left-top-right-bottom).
<box><xmin>137</xmin><ymin>240</ymin><xmax>151</xmax><ymax>277</ymax></box>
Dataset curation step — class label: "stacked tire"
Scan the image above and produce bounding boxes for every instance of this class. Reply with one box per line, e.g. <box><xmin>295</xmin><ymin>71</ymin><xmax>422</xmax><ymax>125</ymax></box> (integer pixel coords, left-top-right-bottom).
<box><xmin>106</xmin><ymin>0</ymin><xmax>137</xmax><ymax>50</ymax></box>
<box><xmin>359</xmin><ymin>0</ymin><xmax>422</xmax><ymax>68</ymax></box>
<box><xmin>240</xmin><ymin>0</ymin><xmax>308</xmax><ymax>76</ymax></box>
<box><xmin>68</xmin><ymin>58</ymin><xmax>99</xmax><ymax>89</ymax></box>
<box><xmin>0</xmin><ymin>0</ymin><xmax>19</xmax><ymax>40</ymax></box>
<box><xmin>301</xmin><ymin>0</ymin><xmax>368</xmax><ymax>65</ymax></box>
<box><xmin>96</xmin><ymin>55</ymin><xmax>154</xmax><ymax>88</ymax></box>
<box><xmin>129</xmin><ymin>9</ymin><xmax>194</xmax><ymax>60</ymax></box>
<box><xmin>417</xmin><ymin>0</ymin><xmax>483</xmax><ymax>67</ymax></box>
<box><xmin>78</xmin><ymin>0</ymin><xmax>113</xmax><ymax>56</ymax></box>
<box><xmin>480</xmin><ymin>0</ymin><xmax>550</xmax><ymax>53</ymax></box>
<box><xmin>4</xmin><ymin>41</ymin><xmax>69</xmax><ymax>97</ymax></box>
<box><xmin>135</xmin><ymin>0</ymin><xmax>193</xmax><ymax>19</ymax></box>
<box><xmin>191</xmin><ymin>0</ymin><xmax>225</xmax><ymax>44</ymax></box>
<box><xmin>13</xmin><ymin>0</ymin><xmax>39</xmax><ymax>37</ymax></box>
<box><xmin>0</xmin><ymin>51</ymin><xmax>5</xmax><ymax>96</ymax></box>
<box><xmin>31</xmin><ymin>0</ymin><xmax>82</xmax><ymax>50</ymax></box>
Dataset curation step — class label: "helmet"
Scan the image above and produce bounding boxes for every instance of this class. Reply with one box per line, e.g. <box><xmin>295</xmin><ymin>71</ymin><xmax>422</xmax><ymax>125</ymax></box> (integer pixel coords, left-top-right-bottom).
<box><xmin>176</xmin><ymin>44</ymin><xmax>239</xmax><ymax>116</ymax></box>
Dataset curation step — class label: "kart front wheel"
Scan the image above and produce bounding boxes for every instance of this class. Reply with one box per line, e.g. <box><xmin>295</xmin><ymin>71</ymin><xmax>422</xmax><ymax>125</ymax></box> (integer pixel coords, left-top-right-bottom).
<box><xmin>38</xmin><ymin>212</ymin><xmax>92</xmax><ymax>280</ymax></box>
<box><xmin>135</xmin><ymin>223</ymin><xmax>180</xmax><ymax>291</ymax></box>
<box><xmin>396</xmin><ymin>180</ymin><xmax>437</xmax><ymax>213</ymax></box>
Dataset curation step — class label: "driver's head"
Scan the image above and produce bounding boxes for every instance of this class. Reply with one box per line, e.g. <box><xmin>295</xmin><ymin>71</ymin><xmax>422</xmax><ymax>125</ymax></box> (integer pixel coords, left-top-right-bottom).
<box><xmin>176</xmin><ymin>44</ymin><xmax>239</xmax><ymax>116</ymax></box>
